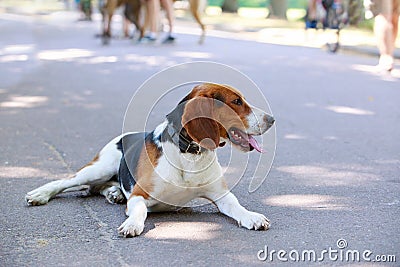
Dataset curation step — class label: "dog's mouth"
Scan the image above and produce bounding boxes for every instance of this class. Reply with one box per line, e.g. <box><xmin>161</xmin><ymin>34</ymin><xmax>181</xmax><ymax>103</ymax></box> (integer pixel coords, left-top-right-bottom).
<box><xmin>228</xmin><ymin>127</ymin><xmax>265</xmax><ymax>153</ymax></box>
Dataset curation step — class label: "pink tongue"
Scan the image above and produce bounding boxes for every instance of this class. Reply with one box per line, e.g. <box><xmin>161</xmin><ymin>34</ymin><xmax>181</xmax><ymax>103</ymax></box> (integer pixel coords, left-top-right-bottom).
<box><xmin>248</xmin><ymin>135</ymin><xmax>266</xmax><ymax>153</ymax></box>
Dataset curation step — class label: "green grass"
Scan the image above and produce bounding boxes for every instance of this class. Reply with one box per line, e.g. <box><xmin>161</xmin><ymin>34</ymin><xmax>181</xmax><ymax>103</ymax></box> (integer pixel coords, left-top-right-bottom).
<box><xmin>357</xmin><ymin>18</ymin><xmax>374</xmax><ymax>31</ymax></box>
<box><xmin>208</xmin><ymin>0</ymin><xmax>308</xmax><ymax>8</ymax></box>
<box><xmin>286</xmin><ymin>0</ymin><xmax>308</xmax><ymax>9</ymax></box>
<box><xmin>240</xmin><ymin>0</ymin><xmax>267</xmax><ymax>8</ymax></box>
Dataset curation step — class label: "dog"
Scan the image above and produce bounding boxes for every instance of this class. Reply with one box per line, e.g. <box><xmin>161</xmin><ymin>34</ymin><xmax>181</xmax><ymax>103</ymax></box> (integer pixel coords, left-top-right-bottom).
<box><xmin>25</xmin><ymin>83</ymin><xmax>275</xmax><ymax>237</ymax></box>
<box><xmin>101</xmin><ymin>0</ymin><xmax>206</xmax><ymax>45</ymax></box>
<box><xmin>101</xmin><ymin>0</ymin><xmax>144</xmax><ymax>45</ymax></box>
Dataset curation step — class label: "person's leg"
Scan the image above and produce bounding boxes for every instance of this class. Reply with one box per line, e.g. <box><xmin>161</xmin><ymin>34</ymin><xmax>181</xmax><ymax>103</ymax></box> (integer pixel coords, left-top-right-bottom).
<box><xmin>306</xmin><ymin>0</ymin><xmax>318</xmax><ymax>28</ymax></box>
<box><xmin>145</xmin><ymin>0</ymin><xmax>159</xmax><ymax>40</ymax></box>
<box><xmin>160</xmin><ymin>0</ymin><xmax>176</xmax><ymax>42</ymax></box>
<box><xmin>123</xmin><ymin>18</ymin><xmax>130</xmax><ymax>38</ymax></box>
<box><xmin>392</xmin><ymin>0</ymin><xmax>399</xmax><ymax>47</ymax></box>
<box><xmin>160</xmin><ymin>0</ymin><xmax>174</xmax><ymax>34</ymax></box>
<box><xmin>374</xmin><ymin>0</ymin><xmax>395</xmax><ymax>70</ymax></box>
<box><xmin>308</xmin><ymin>0</ymin><xmax>317</xmax><ymax>20</ymax></box>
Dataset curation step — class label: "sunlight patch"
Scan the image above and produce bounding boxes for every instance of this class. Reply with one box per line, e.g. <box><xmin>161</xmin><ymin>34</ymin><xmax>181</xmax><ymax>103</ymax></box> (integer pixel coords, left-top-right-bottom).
<box><xmin>37</xmin><ymin>49</ymin><xmax>93</xmax><ymax>61</ymax></box>
<box><xmin>172</xmin><ymin>51</ymin><xmax>212</xmax><ymax>59</ymax></box>
<box><xmin>0</xmin><ymin>95</ymin><xmax>48</xmax><ymax>108</ymax></box>
<box><xmin>0</xmin><ymin>166</ymin><xmax>50</xmax><ymax>178</ymax></box>
<box><xmin>1</xmin><ymin>44</ymin><xmax>35</xmax><ymax>54</ymax></box>
<box><xmin>238</xmin><ymin>8</ymin><xmax>269</xmax><ymax>19</ymax></box>
<box><xmin>284</xmin><ymin>134</ymin><xmax>306</xmax><ymax>140</ymax></box>
<box><xmin>264</xmin><ymin>194</ymin><xmax>348</xmax><ymax>210</ymax></box>
<box><xmin>81</xmin><ymin>56</ymin><xmax>118</xmax><ymax>64</ymax></box>
<box><xmin>325</xmin><ymin>105</ymin><xmax>374</xmax><ymax>115</ymax></box>
<box><xmin>145</xmin><ymin>222</ymin><xmax>220</xmax><ymax>240</ymax></box>
<box><xmin>0</xmin><ymin>54</ymin><xmax>29</xmax><ymax>63</ymax></box>
<box><xmin>277</xmin><ymin>165</ymin><xmax>379</xmax><ymax>186</ymax></box>
<box><xmin>351</xmin><ymin>64</ymin><xmax>400</xmax><ymax>81</ymax></box>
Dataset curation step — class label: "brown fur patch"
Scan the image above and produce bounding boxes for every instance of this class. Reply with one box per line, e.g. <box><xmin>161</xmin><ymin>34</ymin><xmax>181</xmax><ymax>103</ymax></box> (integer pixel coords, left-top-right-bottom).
<box><xmin>184</xmin><ymin>83</ymin><xmax>252</xmax><ymax>142</ymax></box>
<box><xmin>78</xmin><ymin>153</ymin><xmax>99</xmax><ymax>172</ymax></box>
<box><xmin>131</xmin><ymin>140</ymin><xmax>161</xmax><ymax>199</ymax></box>
<box><xmin>182</xmin><ymin>96</ymin><xmax>220</xmax><ymax>150</ymax></box>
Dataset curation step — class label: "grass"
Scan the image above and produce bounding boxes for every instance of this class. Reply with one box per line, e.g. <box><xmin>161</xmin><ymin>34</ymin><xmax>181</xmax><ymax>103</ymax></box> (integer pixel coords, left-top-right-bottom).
<box><xmin>357</xmin><ymin>18</ymin><xmax>374</xmax><ymax>31</ymax></box>
<box><xmin>208</xmin><ymin>0</ymin><xmax>308</xmax><ymax>8</ymax></box>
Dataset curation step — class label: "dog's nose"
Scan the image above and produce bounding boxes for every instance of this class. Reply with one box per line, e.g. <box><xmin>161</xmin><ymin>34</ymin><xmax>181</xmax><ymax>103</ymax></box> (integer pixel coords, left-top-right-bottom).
<box><xmin>264</xmin><ymin>115</ymin><xmax>275</xmax><ymax>126</ymax></box>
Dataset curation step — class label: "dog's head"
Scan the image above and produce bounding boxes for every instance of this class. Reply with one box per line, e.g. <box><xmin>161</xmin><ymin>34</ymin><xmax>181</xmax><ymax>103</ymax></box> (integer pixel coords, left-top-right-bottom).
<box><xmin>168</xmin><ymin>83</ymin><xmax>274</xmax><ymax>153</ymax></box>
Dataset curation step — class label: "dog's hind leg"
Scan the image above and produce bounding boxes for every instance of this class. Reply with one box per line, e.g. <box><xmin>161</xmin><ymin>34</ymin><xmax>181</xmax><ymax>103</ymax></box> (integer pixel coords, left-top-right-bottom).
<box><xmin>189</xmin><ymin>0</ymin><xmax>206</xmax><ymax>44</ymax></box>
<box><xmin>102</xmin><ymin>0</ymin><xmax>119</xmax><ymax>44</ymax></box>
<box><xmin>25</xmin><ymin>137</ymin><xmax>123</xmax><ymax>206</ymax></box>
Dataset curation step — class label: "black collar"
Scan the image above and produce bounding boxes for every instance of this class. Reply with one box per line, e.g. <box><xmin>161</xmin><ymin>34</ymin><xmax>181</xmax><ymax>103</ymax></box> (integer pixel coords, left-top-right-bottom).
<box><xmin>166</xmin><ymin>124</ymin><xmax>204</xmax><ymax>154</ymax></box>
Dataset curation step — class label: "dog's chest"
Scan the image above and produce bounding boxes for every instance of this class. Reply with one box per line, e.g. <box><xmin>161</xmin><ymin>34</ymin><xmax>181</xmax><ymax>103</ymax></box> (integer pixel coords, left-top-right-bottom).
<box><xmin>159</xmin><ymin>143</ymin><xmax>220</xmax><ymax>185</ymax></box>
<box><xmin>148</xmin><ymin>144</ymin><xmax>222</xmax><ymax>208</ymax></box>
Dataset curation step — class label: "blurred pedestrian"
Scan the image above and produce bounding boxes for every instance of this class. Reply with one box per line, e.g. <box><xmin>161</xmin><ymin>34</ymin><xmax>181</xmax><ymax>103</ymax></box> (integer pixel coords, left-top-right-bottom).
<box><xmin>76</xmin><ymin>0</ymin><xmax>92</xmax><ymax>21</ymax></box>
<box><xmin>160</xmin><ymin>0</ymin><xmax>176</xmax><ymax>43</ymax></box>
<box><xmin>142</xmin><ymin>0</ymin><xmax>176</xmax><ymax>43</ymax></box>
<box><xmin>367</xmin><ymin>0</ymin><xmax>399</xmax><ymax>71</ymax></box>
<box><xmin>306</xmin><ymin>0</ymin><xmax>345</xmax><ymax>29</ymax></box>
<box><xmin>142</xmin><ymin>0</ymin><xmax>160</xmax><ymax>41</ymax></box>
<box><xmin>306</xmin><ymin>0</ymin><xmax>318</xmax><ymax>28</ymax></box>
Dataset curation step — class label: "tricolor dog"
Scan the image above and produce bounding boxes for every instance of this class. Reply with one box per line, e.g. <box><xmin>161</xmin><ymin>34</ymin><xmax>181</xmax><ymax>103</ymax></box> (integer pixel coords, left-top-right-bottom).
<box><xmin>26</xmin><ymin>83</ymin><xmax>275</xmax><ymax>237</ymax></box>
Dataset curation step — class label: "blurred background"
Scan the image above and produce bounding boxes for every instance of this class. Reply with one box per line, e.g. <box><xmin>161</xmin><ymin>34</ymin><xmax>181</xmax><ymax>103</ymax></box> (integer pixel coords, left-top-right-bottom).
<box><xmin>1</xmin><ymin>0</ymin><xmax>398</xmax><ymax>51</ymax></box>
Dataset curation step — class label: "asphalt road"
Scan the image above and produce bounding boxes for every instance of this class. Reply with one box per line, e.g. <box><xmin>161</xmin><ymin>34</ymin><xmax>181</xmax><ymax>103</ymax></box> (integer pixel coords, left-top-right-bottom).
<box><xmin>0</xmin><ymin>11</ymin><xmax>399</xmax><ymax>266</ymax></box>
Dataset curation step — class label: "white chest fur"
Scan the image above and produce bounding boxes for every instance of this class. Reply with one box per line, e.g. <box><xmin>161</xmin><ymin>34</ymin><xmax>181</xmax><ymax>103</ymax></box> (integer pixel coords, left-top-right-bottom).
<box><xmin>147</xmin><ymin>141</ymin><xmax>223</xmax><ymax>210</ymax></box>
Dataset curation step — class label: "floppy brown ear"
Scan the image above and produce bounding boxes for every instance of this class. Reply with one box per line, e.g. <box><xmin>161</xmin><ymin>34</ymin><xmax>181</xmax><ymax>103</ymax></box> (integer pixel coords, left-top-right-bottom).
<box><xmin>181</xmin><ymin>96</ymin><xmax>220</xmax><ymax>150</ymax></box>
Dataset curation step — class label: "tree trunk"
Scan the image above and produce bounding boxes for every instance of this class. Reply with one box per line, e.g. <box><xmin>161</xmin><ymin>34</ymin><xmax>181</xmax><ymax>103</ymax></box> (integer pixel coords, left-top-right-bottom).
<box><xmin>221</xmin><ymin>0</ymin><xmax>238</xmax><ymax>13</ymax></box>
<box><xmin>347</xmin><ymin>0</ymin><xmax>363</xmax><ymax>25</ymax></box>
<box><xmin>269</xmin><ymin>0</ymin><xmax>287</xmax><ymax>19</ymax></box>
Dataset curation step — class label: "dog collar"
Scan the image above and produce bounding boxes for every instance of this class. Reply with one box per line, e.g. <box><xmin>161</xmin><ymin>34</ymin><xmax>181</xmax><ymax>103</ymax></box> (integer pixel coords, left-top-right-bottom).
<box><xmin>167</xmin><ymin>124</ymin><xmax>203</xmax><ymax>155</ymax></box>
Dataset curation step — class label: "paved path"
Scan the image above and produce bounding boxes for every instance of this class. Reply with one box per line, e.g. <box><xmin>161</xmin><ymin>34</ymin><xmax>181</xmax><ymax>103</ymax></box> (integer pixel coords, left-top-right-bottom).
<box><xmin>0</xmin><ymin>11</ymin><xmax>399</xmax><ymax>266</ymax></box>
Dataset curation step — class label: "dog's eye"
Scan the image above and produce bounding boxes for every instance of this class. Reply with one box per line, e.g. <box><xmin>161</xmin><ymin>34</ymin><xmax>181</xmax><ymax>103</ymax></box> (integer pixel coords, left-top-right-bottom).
<box><xmin>232</xmin><ymin>98</ymin><xmax>243</xmax><ymax>106</ymax></box>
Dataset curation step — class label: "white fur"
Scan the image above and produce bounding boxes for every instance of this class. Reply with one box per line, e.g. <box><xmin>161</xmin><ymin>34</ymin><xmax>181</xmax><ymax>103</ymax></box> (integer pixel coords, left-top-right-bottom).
<box><xmin>25</xmin><ymin>135</ymin><xmax>124</xmax><ymax>205</ymax></box>
<box><xmin>118</xmin><ymin>196</ymin><xmax>148</xmax><ymax>237</ymax></box>
<box><xmin>246</xmin><ymin>106</ymin><xmax>269</xmax><ymax>135</ymax></box>
<box><xmin>211</xmin><ymin>192</ymin><xmax>270</xmax><ymax>230</ymax></box>
<box><xmin>153</xmin><ymin>120</ymin><xmax>168</xmax><ymax>147</ymax></box>
<box><xmin>144</xmin><ymin>141</ymin><xmax>222</xmax><ymax>209</ymax></box>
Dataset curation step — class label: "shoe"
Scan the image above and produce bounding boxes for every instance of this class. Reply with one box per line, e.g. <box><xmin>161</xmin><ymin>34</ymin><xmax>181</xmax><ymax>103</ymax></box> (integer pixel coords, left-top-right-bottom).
<box><xmin>139</xmin><ymin>35</ymin><xmax>157</xmax><ymax>44</ymax></box>
<box><xmin>377</xmin><ymin>56</ymin><xmax>394</xmax><ymax>72</ymax></box>
<box><xmin>305</xmin><ymin>20</ymin><xmax>318</xmax><ymax>29</ymax></box>
<box><xmin>162</xmin><ymin>35</ymin><xmax>176</xmax><ymax>44</ymax></box>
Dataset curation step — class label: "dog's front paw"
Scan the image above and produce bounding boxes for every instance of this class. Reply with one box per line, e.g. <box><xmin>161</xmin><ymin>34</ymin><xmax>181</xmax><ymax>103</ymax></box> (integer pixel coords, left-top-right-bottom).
<box><xmin>118</xmin><ymin>217</ymin><xmax>144</xmax><ymax>237</ymax></box>
<box><xmin>238</xmin><ymin>211</ymin><xmax>270</xmax><ymax>230</ymax></box>
<box><xmin>25</xmin><ymin>189</ymin><xmax>52</xmax><ymax>206</ymax></box>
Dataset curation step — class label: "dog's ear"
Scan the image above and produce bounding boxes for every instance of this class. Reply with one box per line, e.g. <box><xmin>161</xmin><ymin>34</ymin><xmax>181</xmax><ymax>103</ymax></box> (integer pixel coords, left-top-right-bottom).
<box><xmin>182</xmin><ymin>96</ymin><xmax>220</xmax><ymax>150</ymax></box>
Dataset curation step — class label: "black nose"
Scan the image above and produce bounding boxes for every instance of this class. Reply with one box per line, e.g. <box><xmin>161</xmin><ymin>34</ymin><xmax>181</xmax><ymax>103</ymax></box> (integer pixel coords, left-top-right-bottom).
<box><xmin>264</xmin><ymin>115</ymin><xmax>275</xmax><ymax>126</ymax></box>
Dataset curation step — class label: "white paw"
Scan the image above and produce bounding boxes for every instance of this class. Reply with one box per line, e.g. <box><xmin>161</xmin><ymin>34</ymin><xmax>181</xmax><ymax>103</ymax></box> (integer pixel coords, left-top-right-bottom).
<box><xmin>25</xmin><ymin>188</ymin><xmax>53</xmax><ymax>206</ymax></box>
<box><xmin>105</xmin><ymin>186</ymin><xmax>125</xmax><ymax>204</ymax></box>
<box><xmin>238</xmin><ymin>211</ymin><xmax>270</xmax><ymax>230</ymax></box>
<box><xmin>118</xmin><ymin>217</ymin><xmax>144</xmax><ymax>237</ymax></box>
